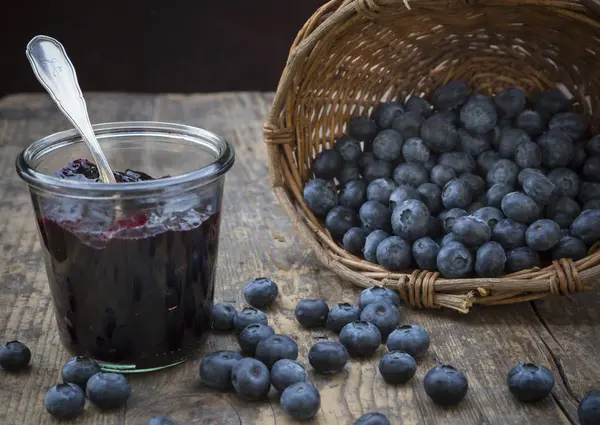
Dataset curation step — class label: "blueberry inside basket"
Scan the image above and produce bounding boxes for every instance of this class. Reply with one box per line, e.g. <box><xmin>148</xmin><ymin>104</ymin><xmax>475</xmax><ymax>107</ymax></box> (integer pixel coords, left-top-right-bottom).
<box><xmin>264</xmin><ymin>0</ymin><xmax>600</xmax><ymax>313</ymax></box>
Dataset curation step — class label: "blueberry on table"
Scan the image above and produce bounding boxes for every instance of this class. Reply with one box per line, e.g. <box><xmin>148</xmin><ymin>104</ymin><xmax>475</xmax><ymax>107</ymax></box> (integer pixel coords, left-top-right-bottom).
<box><xmin>326</xmin><ymin>206</ymin><xmax>361</xmax><ymax>241</ymax></box>
<box><xmin>352</xmin><ymin>412</ymin><xmax>391</xmax><ymax>425</ymax></box>
<box><xmin>339</xmin><ymin>164</ymin><xmax>362</xmax><ymax>185</ymax></box>
<box><xmin>295</xmin><ymin>299</ymin><xmax>330</xmax><ymax>329</ymax></box>
<box><xmin>548</xmin><ymin>111</ymin><xmax>588</xmax><ymax>141</ymax></box>
<box><xmin>487</xmin><ymin>159</ymin><xmax>519</xmax><ymax>187</ymax></box>
<box><xmin>438</xmin><ymin>151</ymin><xmax>476</xmax><ymax>174</ymax></box>
<box><xmin>501</xmin><ymin>192</ymin><xmax>541</xmax><ymax>224</ymax></box>
<box><xmin>308</xmin><ymin>341</ymin><xmax>349</xmax><ymax>374</ymax></box>
<box><xmin>340</xmin><ymin>179</ymin><xmax>367</xmax><ymax>210</ymax></box>
<box><xmin>460</xmin><ymin>94</ymin><xmax>498</xmax><ymax>134</ymax></box>
<box><xmin>431</xmin><ymin>80</ymin><xmax>470</xmax><ymax>110</ymax></box>
<box><xmin>430</xmin><ymin>164</ymin><xmax>457</xmax><ymax>189</ymax></box>
<box><xmin>0</xmin><ymin>341</ymin><xmax>31</xmax><ymax>371</ymax></box>
<box><xmin>417</xmin><ymin>183</ymin><xmax>442</xmax><ymax>215</ymax></box>
<box><xmin>391</xmin><ymin>199</ymin><xmax>431</xmax><ymax>241</ymax></box>
<box><xmin>344</xmin><ymin>227</ymin><xmax>368</xmax><ymax>255</ymax></box>
<box><xmin>458</xmin><ymin>173</ymin><xmax>486</xmax><ymax>199</ymax></box>
<box><xmin>475</xmin><ymin>241</ymin><xmax>507</xmax><ymax>277</ymax></box>
<box><xmin>148</xmin><ymin>417</ymin><xmax>179</xmax><ymax>425</ymax></box>
<box><xmin>255</xmin><ymin>334</ymin><xmax>298</xmax><ymax>369</ymax></box>
<box><xmin>547</xmin><ymin>167</ymin><xmax>580</xmax><ymax>198</ymax></box>
<box><xmin>303</xmin><ymin>178</ymin><xmax>338</xmax><ymax>217</ymax></box>
<box><xmin>424</xmin><ymin>365</ymin><xmax>469</xmax><ymax>406</ymax></box>
<box><xmin>243</xmin><ymin>277</ymin><xmax>278</xmax><ymax>309</ymax></box>
<box><xmin>437</xmin><ymin>241</ymin><xmax>474</xmax><ymax>278</ymax></box>
<box><xmin>211</xmin><ymin>303</ymin><xmax>237</xmax><ymax>331</ymax></box>
<box><xmin>506</xmin><ymin>247</ymin><xmax>541</xmax><ymax>273</ymax></box>
<box><xmin>376</xmin><ymin>236</ymin><xmax>413</xmax><ymax>271</ymax></box>
<box><xmin>584</xmin><ymin>156</ymin><xmax>600</xmax><ymax>182</ymax></box>
<box><xmin>367</xmin><ymin>178</ymin><xmax>398</xmax><ymax>206</ymax></box>
<box><xmin>535</xmin><ymin>90</ymin><xmax>570</xmax><ymax>119</ymax></box>
<box><xmin>86</xmin><ymin>372</ymin><xmax>131</xmax><ymax>410</ymax></box>
<box><xmin>378</xmin><ymin>350</ymin><xmax>417</xmax><ymax>385</ymax></box>
<box><xmin>199</xmin><ymin>351</ymin><xmax>244</xmax><ymax>392</ymax></box>
<box><xmin>497</xmin><ymin>128</ymin><xmax>530</xmax><ymax>159</ymax></box>
<box><xmin>61</xmin><ymin>356</ymin><xmax>102</xmax><ymax>391</ymax></box>
<box><xmin>494</xmin><ymin>87</ymin><xmax>526</xmax><ymax>118</ymax></box>
<box><xmin>552</xmin><ymin>236</ymin><xmax>587</xmax><ymax>261</ymax></box>
<box><xmin>391</xmin><ymin>112</ymin><xmax>424</xmax><ymax>139</ymax></box>
<box><xmin>44</xmin><ymin>383</ymin><xmax>85</xmax><ymax>420</ymax></box>
<box><xmin>238</xmin><ymin>324</ymin><xmax>275</xmax><ymax>356</ymax></box>
<box><xmin>514</xmin><ymin>141</ymin><xmax>542</xmax><ymax>169</ymax></box>
<box><xmin>360</xmin><ymin>301</ymin><xmax>401</xmax><ymax>340</ymax></box>
<box><xmin>405</xmin><ymin>96</ymin><xmax>432</xmax><ymax>118</ymax></box>
<box><xmin>348</xmin><ymin>116</ymin><xmax>378</xmax><ymax>141</ymax></box>
<box><xmin>441</xmin><ymin>179</ymin><xmax>472</xmax><ymax>210</ymax></box>
<box><xmin>515</xmin><ymin>109</ymin><xmax>546</xmax><ymax>137</ymax></box>
<box><xmin>507</xmin><ymin>362</ymin><xmax>555</xmax><ymax>402</ymax></box>
<box><xmin>472</xmin><ymin>206</ymin><xmax>505</xmax><ymax>230</ymax></box>
<box><xmin>579</xmin><ymin>391</ymin><xmax>600</xmax><ymax>425</ymax></box>
<box><xmin>358</xmin><ymin>286</ymin><xmax>402</xmax><ymax>310</ymax></box>
<box><xmin>420</xmin><ymin>114</ymin><xmax>458</xmax><ymax>153</ymax></box>
<box><xmin>476</xmin><ymin>150</ymin><xmax>501</xmax><ymax>176</ymax></box>
<box><xmin>373</xmin><ymin>129</ymin><xmax>404</xmax><ymax>161</ymax></box>
<box><xmin>230</xmin><ymin>358</ymin><xmax>271</xmax><ymax>401</ymax></box>
<box><xmin>336</xmin><ymin>135</ymin><xmax>362</xmax><ymax>162</ymax></box>
<box><xmin>270</xmin><ymin>359</ymin><xmax>308</xmax><ymax>392</ymax></box>
<box><xmin>538</xmin><ymin>131</ymin><xmax>575</xmax><ymax>168</ymax></box>
<box><xmin>389</xmin><ymin>185</ymin><xmax>420</xmax><ymax>211</ymax></box>
<box><xmin>387</xmin><ymin>324</ymin><xmax>430</xmax><ymax>358</ymax></box>
<box><xmin>233</xmin><ymin>307</ymin><xmax>268</xmax><ymax>334</ymax></box>
<box><xmin>280</xmin><ymin>382</ymin><xmax>321</xmax><ymax>421</ymax></box>
<box><xmin>339</xmin><ymin>320</ymin><xmax>382</xmax><ymax>357</ymax></box>
<box><xmin>439</xmin><ymin>207</ymin><xmax>469</xmax><ymax>234</ymax></box>
<box><xmin>570</xmin><ymin>209</ymin><xmax>600</xmax><ymax>245</ymax></box>
<box><xmin>363</xmin><ymin>230</ymin><xmax>390</xmax><ymax>263</ymax></box>
<box><xmin>486</xmin><ymin>183</ymin><xmax>514</xmax><ymax>209</ymax></box>
<box><xmin>393</xmin><ymin>162</ymin><xmax>429</xmax><ymax>188</ymax></box>
<box><xmin>402</xmin><ymin>137</ymin><xmax>431</xmax><ymax>163</ymax></box>
<box><xmin>412</xmin><ymin>237</ymin><xmax>440</xmax><ymax>271</ymax></box>
<box><xmin>360</xmin><ymin>200</ymin><xmax>392</xmax><ymax>233</ymax></box>
<box><xmin>312</xmin><ymin>149</ymin><xmax>343</xmax><ymax>180</ymax></box>
<box><xmin>545</xmin><ymin>197</ymin><xmax>581</xmax><ymax>229</ymax></box>
<box><xmin>457</xmin><ymin>128</ymin><xmax>490</xmax><ymax>157</ymax></box>
<box><xmin>452</xmin><ymin>216</ymin><xmax>491</xmax><ymax>247</ymax></box>
<box><xmin>371</xmin><ymin>101</ymin><xmax>405</xmax><ymax>129</ymax></box>
<box><xmin>326</xmin><ymin>302</ymin><xmax>361</xmax><ymax>333</ymax></box>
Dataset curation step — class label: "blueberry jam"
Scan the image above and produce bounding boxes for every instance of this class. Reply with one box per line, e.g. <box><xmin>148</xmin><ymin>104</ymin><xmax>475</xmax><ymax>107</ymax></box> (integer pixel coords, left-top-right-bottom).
<box><xmin>37</xmin><ymin>159</ymin><xmax>221</xmax><ymax>369</ymax></box>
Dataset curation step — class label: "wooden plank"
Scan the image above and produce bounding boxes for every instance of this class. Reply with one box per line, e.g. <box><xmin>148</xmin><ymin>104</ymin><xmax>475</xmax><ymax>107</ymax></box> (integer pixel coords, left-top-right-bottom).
<box><xmin>0</xmin><ymin>92</ymin><xmax>591</xmax><ymax>425</ymax></box>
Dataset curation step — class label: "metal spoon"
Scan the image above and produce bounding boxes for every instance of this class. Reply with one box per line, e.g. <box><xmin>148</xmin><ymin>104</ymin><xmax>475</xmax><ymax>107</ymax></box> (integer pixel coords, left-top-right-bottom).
<box><xmin>25</xmin><ymin>35</ymin><xmax>117</xmax><ymax>184</ymax></box>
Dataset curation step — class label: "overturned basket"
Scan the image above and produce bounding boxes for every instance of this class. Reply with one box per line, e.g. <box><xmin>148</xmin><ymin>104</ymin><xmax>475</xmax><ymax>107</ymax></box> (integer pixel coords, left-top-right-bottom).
<box><xmin>264</xmin><ymin>0</ymin><xmax>600</xmax><ymax>312</ymax></box>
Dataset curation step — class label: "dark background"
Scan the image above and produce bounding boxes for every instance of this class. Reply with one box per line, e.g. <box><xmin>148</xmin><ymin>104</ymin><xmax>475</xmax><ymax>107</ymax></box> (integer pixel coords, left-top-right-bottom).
<box><xmin>1</xmin><ymin>0</ymin><xmax>325</xmax><ymax>98</ymax></box>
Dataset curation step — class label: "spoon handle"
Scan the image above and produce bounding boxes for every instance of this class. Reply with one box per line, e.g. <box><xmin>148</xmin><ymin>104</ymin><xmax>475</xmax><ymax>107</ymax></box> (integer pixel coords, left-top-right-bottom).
<box><xmin>25</xmin><ymin>35</ymin><xmax>116</xmax><ymax>183</ymax></box>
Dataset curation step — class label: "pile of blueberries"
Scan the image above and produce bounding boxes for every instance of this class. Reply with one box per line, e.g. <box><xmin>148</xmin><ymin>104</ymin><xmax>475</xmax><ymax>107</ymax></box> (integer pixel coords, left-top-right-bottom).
<box><xmin>303</xmin><ymin>81</ymin><xmax>600</xmax><ymax>278</ymax></box>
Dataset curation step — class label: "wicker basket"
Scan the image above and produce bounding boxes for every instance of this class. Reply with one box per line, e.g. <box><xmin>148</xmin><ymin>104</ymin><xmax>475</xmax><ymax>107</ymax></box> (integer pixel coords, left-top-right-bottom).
<box><xmin>264</xmin><ymin>0</ymin><xmax>600</xmax><ymax>313</ymax></box>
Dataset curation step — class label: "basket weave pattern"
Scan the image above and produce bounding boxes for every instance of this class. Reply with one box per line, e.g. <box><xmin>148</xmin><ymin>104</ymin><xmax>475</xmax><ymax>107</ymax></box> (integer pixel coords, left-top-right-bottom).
<box><xmin>264</xmin><ymin>0</ymin><xmax>600</xmax><ymax>313</ymax></box>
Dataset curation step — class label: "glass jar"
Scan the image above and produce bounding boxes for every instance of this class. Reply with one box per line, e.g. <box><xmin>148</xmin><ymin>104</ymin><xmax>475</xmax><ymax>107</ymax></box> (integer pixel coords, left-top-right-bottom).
<box><xmin>16</xmin><ymin>121</ymin><xmax>235</xmax><ymax>373</ymax></box>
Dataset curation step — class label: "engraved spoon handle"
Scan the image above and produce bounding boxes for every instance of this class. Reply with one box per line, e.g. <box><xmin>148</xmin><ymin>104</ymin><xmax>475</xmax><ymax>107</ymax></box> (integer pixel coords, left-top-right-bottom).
<box><xmin>25</xmin><ymin>35</ymin><xmax>117</xmax><ymax>183</ymax></box>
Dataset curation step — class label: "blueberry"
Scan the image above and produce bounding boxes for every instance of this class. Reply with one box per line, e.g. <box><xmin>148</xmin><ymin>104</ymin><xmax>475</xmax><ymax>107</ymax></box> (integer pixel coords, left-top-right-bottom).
<box><xmin>391</xmin><ymin>199</ymin><xmax>431</xmax><ymax>240</ymax></box>
<box><xmin>386</xmin><ymin>324</ymin><xmax>430</xmax><ymax>357</ymax></box>
<box><xmin>545</xmin><ymin>197</ymin><xmax>581</xmax><ymax>228</ymax></box>
<box><xmin>373</xmin><ymin>129</ymin><xmax>404</xmax><ymax>161</ymax></box>
<box><xmin>44</xmin><ymin>383</ymin><xmax>85</xmax><ymax>420</ymax></box>
<box><xmin>378</xmin><ymin>350</ymin><xmax>417</xmax><ymax>384</ymax></box>
<box><xmin>352</xmin><ymin>412</ymin><xmax>391</xmax><ymax>425</ymax></box>
<box><xmin>548</xmin><ymin>112</ymin><xmax>587</xmax><ymax>141</ymax></box>
<box><xmin>338</xmin><ymin>164</ymin><xmax>362</xmax><ymax>185</ymax></box>
<box><xmin>148</xmin><ymin>417</ymin><xmax>180</xmax><ymax>425</ymax></box>
<box><xmin>303</xmin><ymin>179</ymin><xmax>337</xmax><ymax>217</ymax></box>
<box><xmin>516</xmin><ymin>109</ymin><xmax>546</xmax><ymax>136</ymax></box>
<box><xmin>61</xmin><ymin>356</ymin><xmax>102</xmax><ymax>391</ymax></box>
<box><xmin>233</xmin><ymin>307</ymin><xmax>268</xmax><ymax>334</ymax></box>
<box><xmin>431</xmin><ymin>80</ymin><xmax>470</xmax><ymax>110</ymax></box>
<box><xmin>393</xmin><ymin>162</ymin><xmax>429</xmax><ymax>188</ymax></box>
<box><xmin>391</xmin><ymin>112</ymin><xmax>424</xmax><ymax>139</ymax></box>
<box><xmin>536</xmin><ymin>90</ymin><xmax>569</xmax><ymax>119</ymax></box>
<box><xmin>484</xmin><ymin>182</ymin><xmax>513</xmax><ymax>209</ymax></box>
<box><xmin>363</xmin><ymin>230</ymin><xmax>390</xmax><ymax>263</ymax></box>
<box><xmin>427</xmin><ymin>214</ymin><xmax>443</xmax><ymax>239</ymax></box>
<box><xmin>522</xmin><ymin>173</ymin><xmax>558</xmax><ymax>206</ymax></box>
<box><xmin>199</xmin><ymin>351</ymin><xmax>243</xmax><ymax>391</ymax></box>
<box><xmin>584</xmin><ymin>156</ymin><xmax>600</xmax><ymax>182</ymax></box>
<box><xmin>475</xmin><ymin>241</ymin><xmax>507</xmax><ymax>277</ymax></box>
<box><xmin>552</xmin><ymin>236</ymin><xmax>587</xmax><ymax>261</ymax></box>
<box><xmin>339</xmin><ymin>320</ymin><xmax>382</xmax><ymax>357</ymax></box>
<box><xmin>360</xmin><ymin>301</ymin><xmax>401</xmax><ymax>340</ymax></box>
<box><xmin>588</xmin><ymin>135</ymin><xmax>600</xmax><ymax>156</ymax></box>
<box><xmin>238</xmin><ymin>324</ymin><xmax>275</xmax><ymax>356</ymax></box>
<box><xmin>547</xmin><ymin>168</ymin><xmax>580</xmax><ymax>198</ymax></box>
<box><xmin>506</xmin><ymin>247</ymin><xmax>541</xmax><ymax>272</ymax></box>
<box><xmin>424</xmin><ymin>365</ymin><xmax>469</xmax><ymax>406</ymax></box>
<box><xmin>430</xmin><ymin>164</ymin><xmax>457</xmax><ymax>188</ymax></box>
<box><xmin>86</xmin><ymin>373</ymin><xmax>131</xmax><ymax>410</ymax></box>
<box><xmin>255</xmin><ymin>334</ymin><xmax>298</xmax><ymax>369</ymax></box>
<box><xmin>584</xmin><ymin>199</ymin><xmax>600</xmax><ymax>210</ymax></box>
<box><xmin>421</xmin><ymin>114</ymin><xmax>458</xmax><ymax>153</ymax></box>
<box><xmin>230</xmin><ymin>358</ymin><xmax>271</xmax><ymax>401</ymax></box>
<box><xmin>497</xmin><ymin>128</ymin><xmax>531</xmax><ymax>159</ymax></box>
<box><xmin>313</xmin><ymin>149</ymin><xmax>343</xmax><ymax>180</ymax></box>
<box><xmin>507</xmin><ymin>362</ymin><xmax>555</xmax><ymax>402</ymax></box>
<box><xmin>348</xmin><ymin>116</ymin><xmax>378</xmax><ymax>141</ymax></box>
<box><xmin>270</xmin><ymin>359</ymin><xmax>308</xmax><ymax>392</ymax></box>
<box><xmin>326</xmin><ymin>206</ymin><xmax>361</xmax><ymax>241</ymax></box>
<box><xmin>467</xmin><ymin>196</ymin><xmax>487</xmax><ymax>214</ymax></box>
<box><xmin>494</xmin><ymin>88</ymin><xmax>526</xmax><ymax>118</ymax></box>
<box><xmin>423</xmin><ymin>153</ymin><xmax>438</xmax><ymax>172</ymax></box>
<box><xmin>438</xmin><ymin>151</ymin><xmax>476</xmax><ymax>174</ymax></box>
<box><xmin>360</xmin><ymin>201</ymin><xmax>392</xmax><ymax>233</ymax></box>
<box><xmin>437</xmin><ymin>108</ymin><xmax>460</xmax><ymax>126</ymax></box>
<box><xmin>243</xmin><ymin>277</ymin><xmax>278</xmax><ymax>309</ymax></box>
<box><xmin>518</xmin><ymin>168</ymin><xmax>544</xmax><ymax>187</ymax></box>
<box><xmin>210</xmin><ymin>303</ymin><xmax>237</xmax><ymax>331</ymax></box>
<box><xmin>367</xmin><ymin>178</ymin><xmax>397</xmax><ymax>206</ymax></box>
<box><xmin>340</xmin><ymin>179</ymin><xmax>367</xmax><ymax>210</ymax></box>
<box><xmin>487</xmin><ymin>159</ymin><xmax>519</xmax><ymax>186</ymax></box>
<box><xmin>452</xmin><ymin>216</ymin><xmax>491</xmax><ymax>246</ymax></box>
<box><xmin>358</xmin><ymin>286</ymin><xmax>402</xmax><ymax>310</ymax></box>
<box><xmin>571</xmin><ymin>209</ymin><xmax>600</xmax><ymax>244</ymax></box>
<box><xmin>389</xmin><ymin>185</ymin><xmax>419</xmax><ymax>211</ymax></box>
<box><xmin>401</xmin><ymin>137</ymin><xmax>430</xmax><ymax>163</ymax></box>
<box><xmin>501</xmin><ymin>192</ymin><xmax>541</xmax><ymax>224</ymax></box>
<box><xmin>343</xmin><ymin>227</ymin><xmax>368</xmax><ymax>255</ymax></box>
<box><xmin>578</xmin><ymin>391</ymin><xmax>600</xmax><ymax>425</ymax></box>
<box><xmin>359</xmin><ymin>152</ymin><xmax>377</xmax><ymax>169</ymax></box>
<box><xmin>459</xmin><ymin>173</ymin><xmax>486</xmax><ymax>198</ymax></box>
<box><xmin>295</xmin><ymin>299</ymin><xmax>329</xmax><ymax>329</ymax></box>
<box><xmin>439</xmin><ymin>208</ymin><xmax>468</xmax><ymax>234</ymax></box>
<box><xmin>308</xmin><ymin>341</ymin><xmax>349</xmax><ymax>374</ymax></box>
<box><xmin>326</xmin><ymin>303</ymin><xmax>361</xmax><ymax>333</ymax></box>
<box><xmin>363</xmin><ymin>159</ymin><xmax>394</xmax><ymax>182</ymax></box>
<box><xmin>579</xmin><ymin>182</ymin><xmax>600</xmax><ymax>205</ymax></box>
<box><xmin>476</xmin><ymin>150</ymin><xmax>501</xmax><ymax>176</ymax></box>
<box><xmin>472</xmin><ymin>206</ymin><xmax>505</xmax><ymax>230</ymax></box>
<box><xmin>571</xmin><ymin>141</ymin><xmax>588</xmax><ymax>169</ymax></box>
<box><xmin>514</xmin><ymin>141</ymin><xmax>542</xmax><ymax>169</ymax></box>
<box><xmin>412</xmin><ymin>237</ymin><xmax>440</xmax><ymax>270</ymax></box>
<box><xmin>0</xmin><ymin>341</ymin><xmax>31</xmax><ymax>371</ymax></box>
<box><xmin>405</xmin><ymin>96</ymin><xmax>432</xmax><ymax>118</ymax></box>
<box><xmin>376</xmin><ymin>236</ymin><xmax>413</xmax><ymax>270</ymax></box>
<box><xmin>457</xmin><ymin>128</ymin><xmax>491</xmax><ymax>157</ymax></box>
<box><xmin>441</xmin><ymin>232</ymin><xmax>461</xmax><ymax>246</ymax></box>
<box><xmin>336</xmin><ymin>136</ymin><xmax>362</xmax><ymax>163</ymax></box>
<box><xmin>460</xmin><ymin>94</ymin><xmax>497</xmax><ymax>134</ymax></box>
<box><xmin>493</xmin><ymin>219</ymin><xmax>527</xmax><ymax>249</ymax></box>
<box><xmin>371</xmin><ymin>101</ymin><xmax>404</xmax><ymax>129</ymax></box>
<box><xmin>437</xmin><ymin>241</ymin><xmax>473</xmax><ymax>278</ymax></box>
<box><xmin>280</xmin><ymin>382</ymin><xmax>321</xmax><ymax>421</ymax></box>
<box><xmin>441</xmin><ymin>179</ymin><xmax>472</xmax><ymax>209</ymax></box>
<box><xmin>538</xmin><ymin>131</ymin><xmax>575</xmax><ymax>168</ymax></box>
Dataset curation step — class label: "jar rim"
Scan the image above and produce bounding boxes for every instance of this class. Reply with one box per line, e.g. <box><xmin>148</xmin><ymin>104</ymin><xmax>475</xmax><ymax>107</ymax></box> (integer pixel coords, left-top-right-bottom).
<box><xmin>15</xmin><ymin>121</ymin><xmax>235</xmax><ymax>197</ymax></box>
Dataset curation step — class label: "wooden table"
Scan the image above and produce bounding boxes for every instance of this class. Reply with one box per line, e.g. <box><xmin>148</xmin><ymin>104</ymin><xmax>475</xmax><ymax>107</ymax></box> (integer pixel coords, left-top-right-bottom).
<box><xmin>1</xmin><ymin>92</ymin><xmax>599</xmax><ymax>425</ymax></box>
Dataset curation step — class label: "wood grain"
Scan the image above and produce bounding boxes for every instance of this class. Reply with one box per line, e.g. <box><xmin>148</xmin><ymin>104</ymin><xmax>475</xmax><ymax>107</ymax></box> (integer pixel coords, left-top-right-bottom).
<box><xmin>0</xmin><ymin>92</ymin><xmax>596</xmax><ymax>425</ymax></box>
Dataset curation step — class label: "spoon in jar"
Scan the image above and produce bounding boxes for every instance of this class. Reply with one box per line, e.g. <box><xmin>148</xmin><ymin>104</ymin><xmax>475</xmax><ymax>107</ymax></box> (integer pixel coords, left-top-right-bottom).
<box><xmin>25</xmin><ymin>35</ymin><xmax>117</xmax><ymax>184</ymax></box>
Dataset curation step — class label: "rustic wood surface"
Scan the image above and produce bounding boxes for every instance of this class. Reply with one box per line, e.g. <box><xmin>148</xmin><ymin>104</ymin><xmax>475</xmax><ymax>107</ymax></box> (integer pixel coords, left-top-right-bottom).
<box><xmin>0</xmin><ymin>92</ymin><xmax>598</xmax><ymax>425</ymax></box>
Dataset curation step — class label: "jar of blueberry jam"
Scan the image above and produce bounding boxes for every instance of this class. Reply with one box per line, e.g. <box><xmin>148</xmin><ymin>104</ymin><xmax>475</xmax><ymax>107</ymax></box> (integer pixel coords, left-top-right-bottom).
<box><xmin>16</xmin><ymin>122</ymin><xmax>234</xmax><ymax>372</ymax></box>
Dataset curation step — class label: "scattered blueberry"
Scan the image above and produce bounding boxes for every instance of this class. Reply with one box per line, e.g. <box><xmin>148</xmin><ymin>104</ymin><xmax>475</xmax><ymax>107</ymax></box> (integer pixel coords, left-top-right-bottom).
<box><xmin>538</xmin><ymin>131</ymin><xmax>575</xmax><ymax>168</ymax></box>
<box><xmin>371</xmin><ymin>101</ymin><xmax>404</xmax><ymax>129</ymax></box>
<box><xmin>467</xmin><ymin>196</ymin><xmax>487</xmax><ymax>214</ymax></box>
<box><xmin>280</xmin><ymin>382</ymin><xmax>321</xmax><ymax>421</ymax></box>
<box><xmin>255</xmin><ymin>334</ymin><xmax>299</xmax><ymax>369</ymax></box>
<box><xmin>518</xmin><ymin>167</ymin><xmax>545</xmax><ymax>187</ymax></box>
<box><xmin>459</xmin><ymin>173</ymin><xmax>486</xmax><ymax>198</ymax></box>
<box><xmin>86</xmin><ymin>372</ymin><xmax>131</xmax><ymax>410</ymax></box>
<box><xmin>424</xmin><ymin>365</ymin><xmax>469</xmax><ymax>406</ymax></box>
<box><xmin>501</xmin><ymin>192</ymin><xmax>541</xmax><ymax>224</ymax></box>
<box><xmin>233</xmin><ymin>307</ymin><xmax>268</xmax><ymax>334</ymax></box>
<box><xmin>506</xmin><ymin>247</ymin><xmax>541</xmax><ymax>273</ymax></box>
<box><xmin>358</xmin><ymin>286</ymin><xmax>402</xmax><ymax>310</ymax></box>
<box><xmin>441</xmin><ymin>232</ymin><xmax>461</xmax><ymax>246</ymax></box>
<box><xmin>584</xmin><ymin>156</ymin><xmax>600</xmax><ymax>182</ymax></box>
<box><xmin>439</xmin><ymin>208</ymin><xmax>468</xmax><ymax>234</ymax></box>
<box><xmin>452</xmin><ymin>215</ymin><xmax>491</xmax><ymax>246</ymax></box>
<box><xmin>376</xmin><ymin>236</ymin><xmax>413</xmax><ymax>270</ymax></box>
<box><xmin>303</xmin><ymin>179</ymin><xmax>337</xmax><ymax>217</ymax></box>
<box><xmin>211</xmin><ymin>303</ymin><xmax>237</xmax><ymax>331</ymax></box>
<box><xmin>360</xmin><ymin>301</ymin><xmax>401</xmax><ymax>340</ymax></box>
<box><xmin>230</xmin><ymin>357</ymin><xmax>271</xmax><ymax>401</ymax></box>
<box><xmin>348</xmin><ymin>116</ymin><xmax>378</xmax><ymax>141</ymax></box>
<box><xmin>552</xmin><ymin>236</ymin><xmax>587</xmax><ymax>261</ymax></box>
<box><xmin>457</xmin><ymin>128</ymin><xmax>491</xmax><ymax>157</ymax></box>
<box><xmin>344</xmin><ymin>227</ymin><xmax>369</xmax><ymax>255</ymax></box>
<box><xmin>579</xmin><ymin>182</ymin><xmax>600</xmax><ymax>205</ymax></box>
<box><xmin>405</xmin><ymin>96</ymin><xmax>432</xmax><ymax>118</ymax></box>
<box><xmin>431</xmin><ymin>80</ymin><xmax>470</xmax><ymax>110</ymax></box>
<box><xmin>476</xmin><ymin>150</ymin><xmax>501</xmax><ymax>176</ymax></box>
<box><xmin>487</xmin><ymin>159</ymin><xmax>519</xmax><ymax>186</ymax></box>
<box><xmin>387</xmin><ymin>324</ymin><xmax>430</xmax><ymax>357</ymax></box>
<box><xmin>61</xmin><ymin>356</ymin><xmax>102</xmax><ymax>391</ymax></box>
<box><xmin>352</xmin><ymin>412</ymin><xmax>391</xmax><ymax>425</ymax></box>
<box><xmin>417</xmin><ymin>183</ymin><xmax>442</xmax><ymax>215</ymax></box>
<box><xmin>312</xmin><ymin>149</ymin><xmax>343</xmax><ymax>180</ymax></box>
<box><xmin>431</xmin><ymin>164</ymin><xmax>457</xmax><ymax>189</ymax></box>
<box><xmin>437</xmin><ymin>241</ymin><xmax>473</xmax><ymax>278</ymax></box>
<box><xmin>421</xmin><ymin>114</ymin><xmax>458</xmax><ymax>153</ymax></box>
<box><xmin>44</xmin><ymin>383</ymin><xmax>85</xmax><ymax>420</ymax></box>
<box><xmin>393</xmin><ymin>162</ymin><xmax>429</xmax><ymax>188</ymax></box>
<box><xmin>373</xmin><ymin>129</ymin><xmax>404</xmax><ymax>161</ymax></box>
<box><xmin>402</xmin><ymin>137</ymin><xmax>431</xmax><ymax>163</ymax></box>
<box><xmin>572</xmin><ymin>141</ymin><xmax>588</xmax><ymax>169</ymax></box>
<box><xmin>522</xmin><ymin>173</ymin><xmax>558</xmax><ymax>206</ymax></box>
<box><xmin>391</xmin><ymin>199</ymin><xmax>431</xmax><ymax>241</ymax></box>
<box><xmin>536</xmin><ymin>90</ymin><xmax>569</xmax><ymax>119</ymax></box>
<box><xmin>497</xmin><ymin>128</ymin><xmax>530</xmax><ymax>159</ymax></box>
<box><xmin>441</xmin><ymin>179</ymin><xmax>472</xmax><ymax>209</ymax></box>
<box><xmin>578</xmin><ymin>391</ymin><xmax>600</xmax><ymax>425</ymax></box>
<box><xmin>148</xmin><ymin>417</ymin><xmax>179</xmax><ymax>425</ymax></box>
<box><xmin>486</xmin><ymin>183</ymin><xmax>514</xmax><ymax>209</ymax></box>
<box><xmin>360</xmin><ymin>201</ymin><xmax>392</xmax><ymax>233</ymax></box>
<box><xmin>199</xmin><ymin>351</ymin><xmax>244</xmax><ymax>392</ymax></box>
<box><xmin>238</xmin><ymin>324</ymin><xmax>275</xmax><ymax>356</ymax></box>
<box><xmin>424</xmin><ymin>153</ymin><xmax>438</xmax><ymax>171</ymax></box>
<box><xmin>336</xmin><ymin>135</ymin><xmax>362</xmax><ymax>162</ymax></box>
<box><xmin>547</xmin><ymin>167</ymin><xmax>580</xmax><ymax>198</ymax></box>
<box><xmin>326</xmin><ymin>303</ymin><xmax>361</xmax><ymax>333</ymax></box>
<box><xmin>507</xmin><ymin>362</ymin><xmax>555</xmax><ymax>402</ymax></box>
<box><xmin>270</xmin><ymin>359</ymin><xmax>308</xmax><ymax>392</ymax></box>
<box><xmin>295</xmin><ymin>299</ymin><xmax>330</xmax><ymax>329</ymax></box>
<box><xmin>0</xmin><ymin>341</ymin><xmax>31</xmax><ymax>371</ymax></box>
<box><xmin>340</xmin><ymin>179</ymin><xmax>367</xmax><ymax>210</ymax></box>
<box><xmin>326</xmin><ymin>206</ymin><xmax>361</xmax><ymax>241</ymax></box>
<box><xmin>514</xmin><ymin>141</ymin><xmax>542</xmax><ymax>169</ymax></box>
<box><xmin>412</xmin><ymin>237</ymin><xmax>440</xmax><ymax>271</ymax></box>
<box><xmin>516</xmin><ymin>109</ymin><xmax>546</xmax><ymax>137</ymax></box>
<box><xmin>367</xmin><ymin>178</ymin><xmax>397</xmax><ymax>206</ymax></box>
<box><xmin>548</xmin><ymin>112</ymin><xmax>587</xmax><ymax>141</ymax></box>
<box><xmin>339</xmin><ymin>164</ymin><xmax>362</xmax><ymax>185</ymax></box>
<box><xmin>389</xmin><ymin>185</ymin><xmax>420</xmax><ymax>211</ymax></box>
<box><xmin>439</xmin><ymin>151</ymin><xmax>476</xmax><ymax>174</ymax></box>
<box><xmin>363</xmin><ymin>230</ymin><xmax>390</xmax><ymax>263</ymax></box>
<box><xmin>472</xmin><ymin>206</ymin><xmax>505</xmax><ymax>230</ymax></box>
<box><xmin>545</xmin><ymin>197</ymin><xmax>581</xmax><ymax>228</ymax></box>
<box><xmin>378</xmin><ymin>350</ymin><xmax>417</xmax><ymax>384</ymax></box>
<box><xmin>494</xmin><ymin>88</ymin><xmax>526</xmax><ymax>118</ymax></box>
<box><xmin>475</xmin><ymin>241</ymin><xmax>507</xmax><ymax>277</ymax></box>
<box><xmin>392</xmin><ymin>111</ymin><xmax>424</xmax><ymax>139</ymax></box>
<box><xmin>570</xmin><ymin>209</ymin><xmax>600</xmax><ymax>245</ymax></box>
<box><xmin>243</xmin><ymin>277</ymin><xmax>278</xmax><ymax>309</ymax></box>
<box><xmin>308</xmin><ymin>341</ymin><xmax>349</xmax><ymax>374</ymax></box>
<box><xmin>339</xmin><ymin>321</ymin><xmax>382</xmax><ymax>357</ymax></box>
